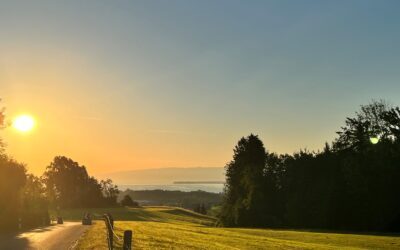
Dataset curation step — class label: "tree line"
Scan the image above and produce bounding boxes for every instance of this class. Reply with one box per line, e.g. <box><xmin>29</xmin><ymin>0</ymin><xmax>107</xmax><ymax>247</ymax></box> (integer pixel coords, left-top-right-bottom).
<box><xmin>0</xmin><ymin>154</ymin><xmax>120</xmax><ymax>231</ymax></box>
<box><xmin>220</xmin><ymin>101</ymin><xmax>400</xmax><ymax>232</ymax></box>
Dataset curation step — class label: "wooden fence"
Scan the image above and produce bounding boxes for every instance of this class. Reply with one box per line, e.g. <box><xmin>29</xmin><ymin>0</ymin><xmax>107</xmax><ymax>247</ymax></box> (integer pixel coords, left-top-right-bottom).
<box><xmin>103</xmin><ymin>213</ymin><xmax>132</xmax><ymax>250</ymax></box>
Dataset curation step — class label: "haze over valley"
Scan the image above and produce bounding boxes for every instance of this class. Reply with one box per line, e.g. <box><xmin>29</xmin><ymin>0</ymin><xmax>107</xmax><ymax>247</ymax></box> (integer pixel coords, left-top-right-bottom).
<box><xmin>97</xmin><ymin>167</ymin><xmax>225</xmax><ymax>193</ymax></box>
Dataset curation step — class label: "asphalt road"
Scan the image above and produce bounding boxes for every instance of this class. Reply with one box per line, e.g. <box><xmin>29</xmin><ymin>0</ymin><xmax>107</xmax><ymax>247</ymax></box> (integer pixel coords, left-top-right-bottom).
<box><xmin>0</xmin><ymin>222</ymin><xmax>89</xmax><ymax>250</ymax></box>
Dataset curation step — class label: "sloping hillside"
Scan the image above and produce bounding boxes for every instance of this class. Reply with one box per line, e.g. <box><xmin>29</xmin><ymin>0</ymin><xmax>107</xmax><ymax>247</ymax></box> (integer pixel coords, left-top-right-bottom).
<box><xmin>76</xmin><ymin>207</ymin><xmax>400</xmax><ymax>249</ymax></box>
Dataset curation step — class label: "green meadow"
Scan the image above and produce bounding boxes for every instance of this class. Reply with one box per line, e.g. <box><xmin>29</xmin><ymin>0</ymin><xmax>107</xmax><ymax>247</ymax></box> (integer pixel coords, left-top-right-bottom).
<box><xmin>69</xmin><ymin>207</ymin><xmax>400</xmax><ymax>250</ymax></box>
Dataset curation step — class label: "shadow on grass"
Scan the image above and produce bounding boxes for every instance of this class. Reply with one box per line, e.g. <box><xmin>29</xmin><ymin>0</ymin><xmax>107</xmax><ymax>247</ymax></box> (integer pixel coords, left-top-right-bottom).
<box><xmin>222</xmin><ymin>226</ymin><xmax>400</xmax><ymax>238</ymax></box>
<box><xmin>76</xmin><ymin>207</ymin><xmax>167</xmax><ymax>222</ymax></box>
<box><xmin>164</xmin><ymin>208</ymin><xmax>207</xmax><ymax>218</ymax></box>
<box><xmin>286</xmin><ymin>228</ymin><xmax>400</xmax><ymax>237</ymax></box>
<box><xmin>0</xmin><ymin>232</ymin><xmax>30</xmax><ymax>249</ymax></box>
<box><xmin>56</xmin><ymin>206</ymin><xmax>217</xmax><ymax>226</ymax></box>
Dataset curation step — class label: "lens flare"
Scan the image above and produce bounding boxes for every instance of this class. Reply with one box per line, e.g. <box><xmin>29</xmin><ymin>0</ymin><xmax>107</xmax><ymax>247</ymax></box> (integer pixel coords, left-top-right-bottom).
<box><xmin>370</xmin><ymin>137</ymin><xmax>379</xmax><ymax>144</ymax></box>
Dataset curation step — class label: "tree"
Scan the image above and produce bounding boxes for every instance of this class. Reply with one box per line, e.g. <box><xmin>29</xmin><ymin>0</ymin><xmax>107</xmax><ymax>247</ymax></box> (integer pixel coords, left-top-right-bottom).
<box><xmin>101</xmin><ymin>179</ymin><xmax>119</xmax><ymax>206</ymax></box>
<box><xmin>120</xmin><ymin>195</ymin><xmax>138</xmax><ymax>207</ymax></box>
<box><xmin>219</xmin><ymin>101</ymin><xmax>400</xmax><ymax>231</ymax></box>
<box><xmin>194</xmin><ymin>203</ymin><xmax>207</xmax><ymax>214</ymax></box>
<box><xmin>381</xmin><ymin>107</ymin><xmax>400</xmax><ymax>140</ymax></box>
<box><xmin>21</xmin><ymin>174</ymin><xmax>50</xmax><ymax>228</ymax></box>
<box><xmin>0</xmin><ymin>154</ymin><xmax>26</xmax><ymax>231</ymax></box>
<box><xmin>42</xmin><ymin>156</ymin><xmax>104</xmax><ymax>208</ymax></box>
<box><xmin>261</xmin><ymin>152</ymin><xmax>287</xmax><ymax>226</ymax></box>
<box><xmin>334</xmin><ymin>100</ymin><xmax>392</xmax><ymax>151</ymax></box>
<box><xmin>0</xmin><ymin>105</ymin><xmax>28</xmax><ymax>230</ymax></box>
<box><xmin>331</xmin><ymin>101</ymin><xmax>400</xmax><ymax>230</ymax></box>
<box><xmin>220</xmin><ymin>134</ymin><xmax>266</xmax><ymax>227</ymax></box>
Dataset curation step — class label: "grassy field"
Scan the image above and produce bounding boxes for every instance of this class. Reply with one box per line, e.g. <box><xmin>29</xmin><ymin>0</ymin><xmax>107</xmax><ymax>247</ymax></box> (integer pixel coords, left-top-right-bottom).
<box><xmin>72</xmin><ymin>206</ymin><xmax>400</xmax><ymax>249</ymax></box>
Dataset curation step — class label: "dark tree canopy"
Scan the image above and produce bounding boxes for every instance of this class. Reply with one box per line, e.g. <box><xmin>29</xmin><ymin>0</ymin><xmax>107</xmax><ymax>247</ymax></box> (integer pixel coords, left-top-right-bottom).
<box><xmin>42</xmin><ymin>156</ymin><xmax>118</xmax><ymax>208</ymax></box>
<box><xmin>220</xmin><ymin>134</ymin><xmax>267</xmax><ymax>227</ymax></box>
<box><xmin>101</xmin><ymin>179</ymin><xmax>120</xmax><ymax>205</ymax></box>
<box><xmin>0</xmin><ymin>154</ymin><xmax>27</xmax><ymax>231</ymax></box>
<box><xmin>219</xmin><ymin>101</ymin><xmax>400</xmax><ymax>231</ymax></box>
<box><xmin>120</xmin><ymin>194</ymin><xmax>138</xmax><ymax>207</ymax></box>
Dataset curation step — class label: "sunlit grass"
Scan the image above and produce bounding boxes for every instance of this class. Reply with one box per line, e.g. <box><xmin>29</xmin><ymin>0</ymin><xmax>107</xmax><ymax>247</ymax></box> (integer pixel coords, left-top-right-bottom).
<box><xmin>75</xmin><ymin>206</ymin><xmax>400</xmax><ymax>250</ymax></box>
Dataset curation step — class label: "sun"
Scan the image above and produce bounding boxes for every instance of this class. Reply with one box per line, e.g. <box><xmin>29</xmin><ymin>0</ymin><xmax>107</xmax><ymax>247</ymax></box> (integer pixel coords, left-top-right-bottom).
<box><xmin>13</xmin><ymin>115</ymin><xmax>35</xmax><ymax>132</ymax></box>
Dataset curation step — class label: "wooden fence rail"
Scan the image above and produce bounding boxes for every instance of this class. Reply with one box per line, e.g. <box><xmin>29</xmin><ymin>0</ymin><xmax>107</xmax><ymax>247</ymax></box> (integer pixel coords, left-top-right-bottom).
<box><xmin>103</xmin><ymin>213</ymin><xmax>133</xmax><ymax>250</ymax></box>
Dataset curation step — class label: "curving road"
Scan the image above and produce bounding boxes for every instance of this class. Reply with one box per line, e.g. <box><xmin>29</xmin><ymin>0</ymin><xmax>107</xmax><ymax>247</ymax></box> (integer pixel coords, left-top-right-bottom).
<box><xmin>0</xmin><ymin>222</ymin><xmax>89</xmax><ymax>250</ymax></box>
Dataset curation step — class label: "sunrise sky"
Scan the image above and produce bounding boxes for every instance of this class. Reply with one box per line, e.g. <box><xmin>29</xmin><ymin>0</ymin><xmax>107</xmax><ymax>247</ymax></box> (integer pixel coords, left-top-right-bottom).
<box><xmin>1</xmin><ymin>1</ymin><xmax>400</xmax><ymax>175</ymax></box>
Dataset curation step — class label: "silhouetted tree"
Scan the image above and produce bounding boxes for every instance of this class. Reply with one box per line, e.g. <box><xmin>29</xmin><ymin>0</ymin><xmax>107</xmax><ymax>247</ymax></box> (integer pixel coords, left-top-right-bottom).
<box><xmin>194</xmin><ymin>203</ymin><xmax>207</xmax><ymax>214</ymax></box>
<box><xmin>21</xmin><ymin>174</ymin><xmax>50</xmax><ymax>228</ymax></box>
<box><xmin>334</xmin><ymin>100</ymin><xmax>391</xmax><ymax>151</ymax></box>
<box><xmin>220</xmin><ymin>134</ymin><xmax>266</xmax><ymax>227</ymax></box>
<box><xmin>101</xmin><ymin>179</ymin><xmax>119</xmax><ymax>206</ymax></box>
<box><xmin>120</xmin><ymin>195</ymin><xmax>138</xmax><ymax>207</ymax></box>
<box><xmin>0</xmin><ymin>105</ymin><xmax>28</xmax><ymax>231</ymax></box>
<box><xmin>0</xmin><ymin>154</ymin><xmax>27</xmax><ymax>231</ymax></box>
<box><xmin>219</xmin><ymin>101</ymin><xmax>400</xmax><ymax>232</ymax></box>
<box><xmin>42</xmin><ymin>156</ymin><xmax>105</xmax><ymax>208</ymax></box>
<box><xmin>200</xmin><ymin>203</ymin><xmax>207</xmax><ymax>215</ymax></box>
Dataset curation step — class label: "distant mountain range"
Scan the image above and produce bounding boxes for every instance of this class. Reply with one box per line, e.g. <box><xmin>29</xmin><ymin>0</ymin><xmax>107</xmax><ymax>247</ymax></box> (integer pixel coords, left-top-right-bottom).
<box><xmin>96</xmin><ymin>167</ymin><xmax>225</xmax><ymax>185</ymax></box>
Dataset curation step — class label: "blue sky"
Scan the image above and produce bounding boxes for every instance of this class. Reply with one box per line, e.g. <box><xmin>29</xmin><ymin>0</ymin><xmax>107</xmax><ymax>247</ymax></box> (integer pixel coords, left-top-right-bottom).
<box><xmin>1</xmin><ymin>0</ymin><xmax>400</xmax><ymax>173</ymax></box>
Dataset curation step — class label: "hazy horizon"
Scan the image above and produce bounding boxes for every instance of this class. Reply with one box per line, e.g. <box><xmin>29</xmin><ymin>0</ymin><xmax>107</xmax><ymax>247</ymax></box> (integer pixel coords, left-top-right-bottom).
<box><xmin>96</xmin><ymin>166</ymin><xmax>225</xmax><ymax>186</ymax></box>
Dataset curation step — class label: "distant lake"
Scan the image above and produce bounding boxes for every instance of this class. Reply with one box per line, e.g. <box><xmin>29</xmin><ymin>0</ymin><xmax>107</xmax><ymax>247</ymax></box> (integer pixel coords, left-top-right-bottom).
<box><xmin>118</xmin><ymin>183</ymin><xmax>224</xmax><ymax>193</ymax></box>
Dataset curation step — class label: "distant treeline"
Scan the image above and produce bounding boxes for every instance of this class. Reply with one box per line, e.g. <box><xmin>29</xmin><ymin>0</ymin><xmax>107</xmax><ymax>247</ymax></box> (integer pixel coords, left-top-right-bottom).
<box><xmin>173</xmin><ymin>181</ymin><xmax>224</xmax><ymax>184</ymax></box>
<box><xmin>220</xmin><ymin>101</ymin><xmax>400</xmax><ymax>232</ymax></box>
<box><xmin>119</xmin><ymin>189</ymin><xmax>222</xmax><ymax>211</ymax></box>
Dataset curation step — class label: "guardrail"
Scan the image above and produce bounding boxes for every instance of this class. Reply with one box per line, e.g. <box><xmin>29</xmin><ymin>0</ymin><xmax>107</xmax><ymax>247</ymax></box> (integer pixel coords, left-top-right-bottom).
<box><xmin>103</xmin><ymin>213</ymin><xmax>132</xmax><ymax>250</ymax></box>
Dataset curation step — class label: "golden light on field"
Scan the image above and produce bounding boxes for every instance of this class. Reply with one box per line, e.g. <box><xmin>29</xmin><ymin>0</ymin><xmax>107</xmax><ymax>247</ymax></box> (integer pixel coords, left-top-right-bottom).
<box><xmin>13</xmin><ymin>115</ymin><xmax>35</xmax><ymax>133</ymax></box>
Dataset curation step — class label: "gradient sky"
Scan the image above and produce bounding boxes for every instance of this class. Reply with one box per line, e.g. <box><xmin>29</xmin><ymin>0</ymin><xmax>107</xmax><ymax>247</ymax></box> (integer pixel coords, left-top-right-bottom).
<box><xmin>1</xmin><ymin>0</ymin><xmax>400</xmax><ymax>175</ymax></box>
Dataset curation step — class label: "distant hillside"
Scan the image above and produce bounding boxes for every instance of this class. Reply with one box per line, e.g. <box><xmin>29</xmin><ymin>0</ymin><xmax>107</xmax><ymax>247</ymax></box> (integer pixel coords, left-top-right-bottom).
<box><xmin>119</xmin><ymin>189</ymin><xmax>223</xmax><ymax>210</ymax></box>
<box><xmin>97</xmin><ymin>167</ymin><xmax>225</xmax><ymax>185</ymax></box>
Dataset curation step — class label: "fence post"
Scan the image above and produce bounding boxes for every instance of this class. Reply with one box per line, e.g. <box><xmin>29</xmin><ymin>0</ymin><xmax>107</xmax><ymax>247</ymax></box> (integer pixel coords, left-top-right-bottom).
<box><xmin>123</xmin><ymin>230</ymin><xmax>132</xmax><ymax>250</ymax></box>
<box><xmin>107</xmin><ymin>213</ymin><xmax>114</xmax><ymax>229</ymax></box>
<box><xmin>104</xmin><ymin>214</ymin><xmax>113</xmax><ymax>250</ymax></box>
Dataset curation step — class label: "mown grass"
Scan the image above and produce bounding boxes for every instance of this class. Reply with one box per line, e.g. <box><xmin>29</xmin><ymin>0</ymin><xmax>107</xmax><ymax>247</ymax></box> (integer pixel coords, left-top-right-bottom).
<box><xmin>53</xmin><ymin>206</ymin><xmax>215</xmax><ymax>225</ymax></box>
<box><xmin>75</xmin><ymin>206</ymin><xmax>400</xmax><ymax>250</ymax></box>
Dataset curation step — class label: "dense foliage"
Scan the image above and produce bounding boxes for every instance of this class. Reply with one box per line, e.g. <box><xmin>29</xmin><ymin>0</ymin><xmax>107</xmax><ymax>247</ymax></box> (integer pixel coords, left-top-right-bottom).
<box><xmin>220</xmin><ymin>101</ymin><xmax>400</xmax><ymax>231</ymax></box>
<box><xmin>120</xmin><ymin>194</ymin><xmax>139</xmax><ymax>207</ymax></box>
<box><xmin>0</xmin><ymin>154</ymin><xmax>27</xmax><ymax>231</ymax></box>
<box><xmin>42</xmin><ymin>156</ymin><xmax>119</xmax><ymax>208</ymax></box>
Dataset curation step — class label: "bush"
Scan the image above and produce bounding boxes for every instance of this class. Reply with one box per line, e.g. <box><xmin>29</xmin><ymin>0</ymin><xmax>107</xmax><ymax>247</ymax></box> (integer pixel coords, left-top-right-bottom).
<box><xmin>120</xmin><ymin>195</ymin><xmax>139</xmax><ymax>207</ymax></box>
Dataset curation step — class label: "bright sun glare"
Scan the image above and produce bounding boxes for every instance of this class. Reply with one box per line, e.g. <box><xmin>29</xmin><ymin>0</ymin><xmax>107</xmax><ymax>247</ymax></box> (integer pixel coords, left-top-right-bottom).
<box><xmin>13</xmin><ymin>115</ymin><xmax>35</xmax><ymax>132</ymax></box>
